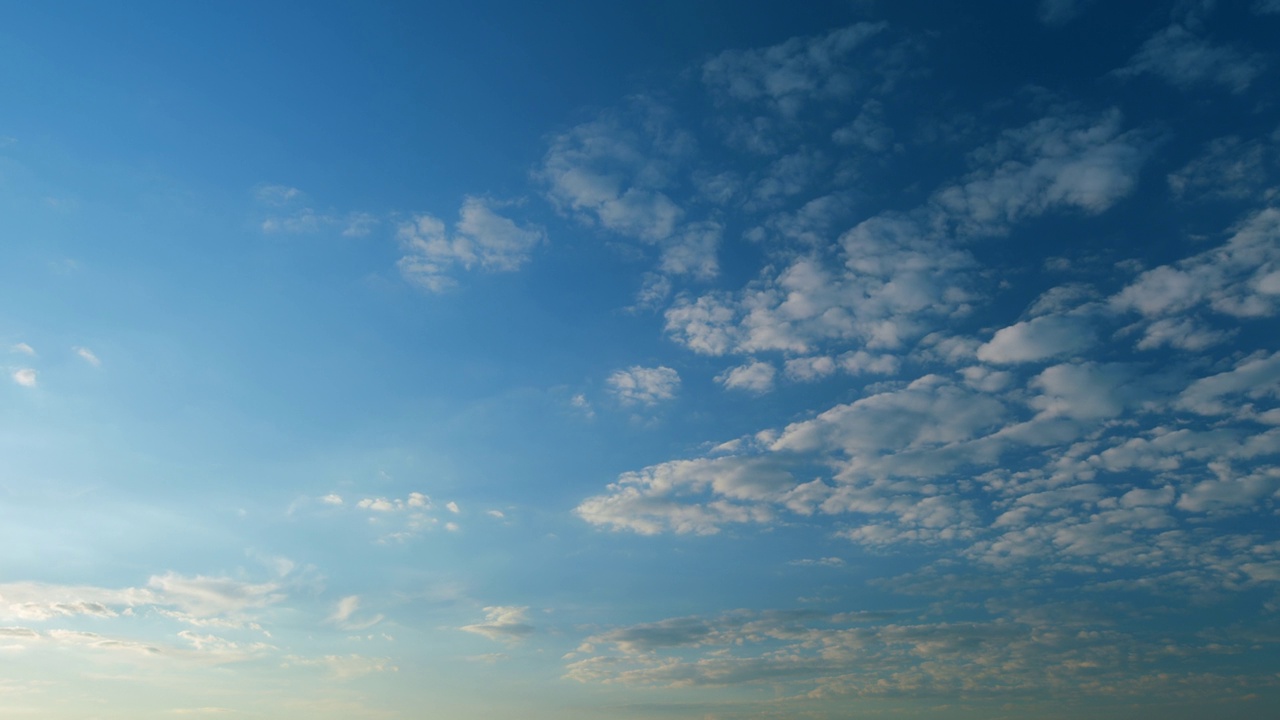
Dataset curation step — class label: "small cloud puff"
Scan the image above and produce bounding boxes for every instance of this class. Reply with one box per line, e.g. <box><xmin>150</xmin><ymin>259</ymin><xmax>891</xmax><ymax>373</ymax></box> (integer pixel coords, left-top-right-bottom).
<box><xmin>716</xmin><ymin>361</ymin><xmax>776</xmax><ymax>393</ymax></box>
<box><xmin>10</xmin><ymin>343</ymin><xmax>35</xmax><ymax>356</ymax></box>
<box><xmin>607</xmin><ymin>365</ymin><xmax>681</xmax><ymax>405</ymax></box>
<box><xmin>11</xmin><ymin>369</ymin><xmax>36</xmax><ymax>387</ymax></box>
<box><xmin>73</xmin><ymin>346</ymin><xmax>100</xmax><ymax>366</ymax></box>
<box><xmin>459</xmin><ymin>606</ymin><xmax>534</xmax><ymax>642</ymax></box>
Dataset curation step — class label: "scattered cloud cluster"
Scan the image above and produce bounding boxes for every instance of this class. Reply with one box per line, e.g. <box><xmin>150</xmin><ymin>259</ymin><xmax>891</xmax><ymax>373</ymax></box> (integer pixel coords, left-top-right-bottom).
<box><xmin>321</xmin><ymin>491</ymin><xmax>462</xmax><ymax>541</ymax></box>
<box><xmin>397</xmin><ymin>197</ymin><xmax>545</xmax><ymax>292</ymax></box>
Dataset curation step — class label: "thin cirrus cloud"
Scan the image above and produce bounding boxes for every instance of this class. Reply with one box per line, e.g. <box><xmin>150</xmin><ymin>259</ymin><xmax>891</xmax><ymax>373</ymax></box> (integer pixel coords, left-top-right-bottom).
<box><xmin>1116</xmin><ymin>23</ymin><xmax>1265</xmax><ymax>93</ymax></box>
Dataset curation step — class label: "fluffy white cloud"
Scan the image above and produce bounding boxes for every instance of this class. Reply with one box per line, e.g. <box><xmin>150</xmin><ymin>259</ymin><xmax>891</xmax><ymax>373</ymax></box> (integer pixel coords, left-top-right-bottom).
<box><xmin>1028</xmin><ymin>362</ymin><xmax>1147</xmax><ymax>420</ymax></box>
<box><xmin>538</xmin><ymin>101</ymin><xmax>690</xmax><ymax>242</ymax></box>
<box><xmin>576</xmin><ymin>456</ymin><xmax>797</xmax><ymax>535</ymax></box>
<box><xmin>976</xmin><ymin>313</ymin><xmax>1096</xmax><ymax>364</ymax></box>
<box><xmin>459</xmin><ymin>606</ymin><xmax>533</xmax><ymax>642</ymax></box>
<box><xmin>932</xmin><ymin>110</ymin><xmax>1149</xmax><ymax>236</ymax></box>
<box><xmin>666</xmin><ymin>215</ymin><xmax>978</xmax><ymax>356</ymax></box>
<box><xmin>606</xmin><ymin>365</ymin><xmax>680</xmax><ymax>405</ymax></box>
<box><xmin>1112</xmin><ymin>208</ymin><xmax>1280</xmax><ymax>321</ymax></box>
<box><xmin>1118</xmin><ymin>24</ymin><xmax>1264</xmax><ymax>93</ymax></box>
<box><xmin>11</xmin><ymin>368</ymin><xmax>36</xmax><ymax>387</ymax></box>
<box><xmin>397</xmin><ymin>197</ymin><xmax>544</xmax><ymax>292</ymax></box>
<box><xmin>716</xmin><ymin>361</ymin><xmax>776</xmax><ymax>393</ymax></box>
<box><xmin>1176</xmin><ymin>350</ymin><xmax>1280</xmax><ymax>416</ymax></box>
<box><xmin>9</xmin><ymin>342</ymin><xmax>35</xmax><ymax>356</ymax></box>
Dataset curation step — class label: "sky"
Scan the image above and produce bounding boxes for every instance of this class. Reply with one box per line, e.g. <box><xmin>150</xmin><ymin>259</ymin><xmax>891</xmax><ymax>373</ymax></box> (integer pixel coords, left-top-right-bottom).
<box><xmin>2</xmin><ymin>0</ymin><xmax>1280</xmax><ymax>717</ymax></box>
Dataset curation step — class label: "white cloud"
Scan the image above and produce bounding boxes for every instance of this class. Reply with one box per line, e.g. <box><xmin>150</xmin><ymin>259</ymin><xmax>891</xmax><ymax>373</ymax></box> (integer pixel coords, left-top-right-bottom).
<box><xmin>1112</xmin><ymin>207</ymin><xmax>1280</xmax><ymax>321</ymax></box>
<box><xmin>658</xmin><ymin>221</ymin><xmax>721</xmax><ymax>279</ymax></box>
<box><xmin>1038</xmin><ymin>0</ymin><xmax>1096</xmax><ymax>25</ymax></box>
<box><xmin>1118</xmin><ymin>24</ymin><xmax>1265</xmax><ymax>93</ymax></box>
<box><xmin>701</xmin><ymin>23</ymin><xmax>889</xmax><ymax>117</ymax></box>
<box><xmin>9</xmin><ymin>343</ymin><xmax>35</xmax><ymax>356</ymax></box>
<box><xmin>832</xmin><ymin>99</ymin><xmax>894</xmax><ymax>151</ymax></box>
<box><xmin>397</xmin><ymin>196</ymin><xmax>544</xmax><ymax>292</ymax></box>
<box><xmin>784</xmin><ymin>355</ymin><xmax>837</xmax><ymax>382</ymax></box>
<box><xmin>932</xmin><ymin>110</ymin><xmax>1149</xmax><ymax>236</ymax></box>
<box><xmin>1028</xmin><ymin>362</ymin><xmax>1147</xmax><ymax>420</ymax></box>
<box><xmin>327</xmin><ymin>595</ymin><xmax>384</xmax><ymax>631</ymax></box>
<box><xmin>319</xmin><ymin>494</ymin><xmax>344</xmax><ymax>506</ymax></box>
<box><xmin>11</xmin><ymin>369</ymin><xmax>36</xmax><ymax>387</ymax></box>
<box><xmin>459</xmin><ymin>606</ymin><xmax>533</xmax><ymax>642</ymax></box>
<box><xmin>716</xmin><ymin>361</ymin><xmax>776</xmax><ymax>393</ymax></box>
<box><xmin>1176</xmin><ymin>350</ymin><xmax>1280</xmax><ymax>416</ymax></box>
<box><xmin>1133</xmin><ymin>316</ymin><xmax>1233</xmax><ymax>351</ymax></box>
<box><xmin>976</xmin><ymin>313</ymin><xmax>1096</xmax><ymax>364</ymax></box>
<box><xmin>575</xmin><ymin>456</ymin><xmax>796</xmax><ymax>535</ymax></box>
<box><xmin>253</xmin><ymin>184</ymin><xmax>304</xmax><ymax>206</ymax></box>
<box><xmin>0</xmin><ymin>582</ymin><xmax>151</xmax><ymax>621</ymax></box>
<box><xmin>1</xmin><ymin>574</ymin><xmax>284</xmax><ymax>630</ymax></box>
<box><xmin>538</xmin><ymin>100</ymin><xmax>690</xmax><ymax>243</ymax></box>
<box><xmin>1168</xmin><ymin>135</ymin><xmax>1273</xmax><ymax>201</ymax></box>
<box><xmin>356</xmin><ymin>492</ymin><xmax>431</xmax><ymax>512</ymax></box>
<box><xmin>73</xmin><ymin>346</ymin><xmax>100</xmax><ymax>366</ymax></box>
<box><xmin>261</xmin><ymin>208</ymin><xmax>328</xmax><ymax>234</ymax></box>
<box><xmin>446</xmin><ymin>501</ymin><xmax>460</xmax><ymax>514</ymax></box>
<box><xmin>562</xmin><ymin>608</ymin><xmax>1249</xmax><ymax>700</ymax></box>
<box><xmin>788</xmin><ymin>557</ymin><xmax>845</xmax><ymax>567</ymax></box>
<box><xmin>147</xmin><ymin>573</ymin><xmax>283</xmax><ymax>620</ymax></box>
<box><xmin>666</xmin><ymin>215</ymin><xmax>978</xmax><ymax>356</ymax></box>
<box><xmin>570</xmin><ymin>392</ymin><xmax>595</xmax><ymax>419</ymax></box>
<box><xmin>607</xmin><ymin>365</ymin><xmax>680</xmax><ymax>405</ymax></box>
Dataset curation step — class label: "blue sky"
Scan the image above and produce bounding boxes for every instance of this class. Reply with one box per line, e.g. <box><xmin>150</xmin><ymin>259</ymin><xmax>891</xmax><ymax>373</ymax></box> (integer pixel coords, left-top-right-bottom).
<box><xmin>3</xmin><ymin>1</ymin><xmax>1280</xmax><ymax>717</ymax></box>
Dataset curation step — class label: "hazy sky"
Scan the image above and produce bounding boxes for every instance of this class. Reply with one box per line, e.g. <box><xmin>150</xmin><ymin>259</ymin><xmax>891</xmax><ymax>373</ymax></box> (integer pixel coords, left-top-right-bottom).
<box><xmin>3</xmin><ymin>1</ymin><xmax>1280</xmax><ymax>718</ymax></box>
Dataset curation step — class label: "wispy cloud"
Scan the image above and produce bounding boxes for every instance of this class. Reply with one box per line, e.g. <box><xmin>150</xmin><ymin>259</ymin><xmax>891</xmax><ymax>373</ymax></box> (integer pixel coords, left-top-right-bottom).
<box><xmin>1117</xmin><ymin>23</ymin><xmax>1265</xmax><ymax>93</ymax></box>
<box><xmin>459</xmin><ymin>606</ymin><xmax>534</xmax><ymax>642</ymax></box>
<box><xmin>73</xmin><ymin>346</ymin><xmax>100</xmax><ymax>366</ymax></box>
